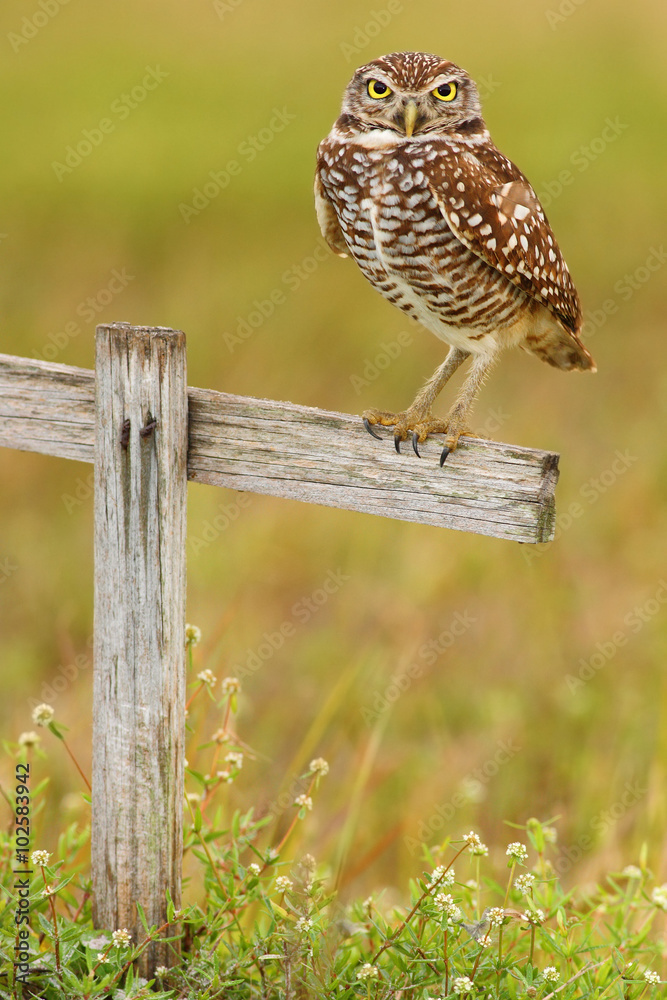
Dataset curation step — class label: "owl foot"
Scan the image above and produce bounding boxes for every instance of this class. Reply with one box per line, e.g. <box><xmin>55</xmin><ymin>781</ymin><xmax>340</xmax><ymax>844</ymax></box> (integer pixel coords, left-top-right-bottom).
<box><xmin>362</xmin><ymin>407</ymin><xmax>472</xmax><ymax>462</ymax></box>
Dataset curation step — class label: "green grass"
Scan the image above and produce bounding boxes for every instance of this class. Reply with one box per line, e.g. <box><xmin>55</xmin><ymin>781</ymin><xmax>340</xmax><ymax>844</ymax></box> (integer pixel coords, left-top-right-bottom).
<box><xmin>1</xmin><ymin>660</ymin><xmax>666</xmax><ymax>997</ymax></box>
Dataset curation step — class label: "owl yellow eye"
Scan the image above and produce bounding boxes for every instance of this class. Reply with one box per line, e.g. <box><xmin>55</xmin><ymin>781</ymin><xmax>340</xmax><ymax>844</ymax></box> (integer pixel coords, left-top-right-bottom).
<box><xmin>367</xmin><ymin>79</ymin><xmax>392</xmax><ymax>99</ymax></box>
<box><xmin>433</xmin><ymin>82</ymin><xmax>457</xmax><ymax>102</ymax></box>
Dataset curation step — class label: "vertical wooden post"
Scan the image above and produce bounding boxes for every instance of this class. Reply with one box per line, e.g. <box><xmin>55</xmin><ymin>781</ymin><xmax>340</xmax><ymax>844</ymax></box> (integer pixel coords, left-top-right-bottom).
<box><xmin>92</xmin><ymin>324</ymin><xmax>188</xmax><ymax>974</ymax></box>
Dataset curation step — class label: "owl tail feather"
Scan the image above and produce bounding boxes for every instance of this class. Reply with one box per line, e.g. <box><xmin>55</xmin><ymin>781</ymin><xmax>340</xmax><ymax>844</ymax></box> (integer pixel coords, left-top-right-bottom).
<box><xmin>523</xmin><ymin>324</ymin><xmax>596</xmax><ymax>373</ymax></box>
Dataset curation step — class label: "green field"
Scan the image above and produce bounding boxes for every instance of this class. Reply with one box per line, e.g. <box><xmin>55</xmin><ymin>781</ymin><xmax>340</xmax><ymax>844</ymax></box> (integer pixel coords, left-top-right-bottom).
<box><xmin>1</xmin><ymin>0</ymin><xmax>666</xmax><ymax>905</ymax></box>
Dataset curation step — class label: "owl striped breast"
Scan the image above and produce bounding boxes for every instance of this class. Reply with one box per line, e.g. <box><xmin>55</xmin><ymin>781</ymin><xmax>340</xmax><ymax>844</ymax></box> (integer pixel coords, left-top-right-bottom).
<box><xmin>317</xmin><ymin>133</ymin><xmax>529</xmax><ymax>353</ymax></box>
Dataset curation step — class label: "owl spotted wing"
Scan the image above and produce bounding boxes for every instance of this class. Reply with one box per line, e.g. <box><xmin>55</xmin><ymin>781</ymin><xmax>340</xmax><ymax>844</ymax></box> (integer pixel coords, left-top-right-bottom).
<box><xmin>425</xmin><ymin>142</ymin><xmax>582</xmax><ymax>335</ymax></box>
<box><xmin>314</xmin><ymin>167</ymin><xmax>349</xmax><ymax>257</ymax></box>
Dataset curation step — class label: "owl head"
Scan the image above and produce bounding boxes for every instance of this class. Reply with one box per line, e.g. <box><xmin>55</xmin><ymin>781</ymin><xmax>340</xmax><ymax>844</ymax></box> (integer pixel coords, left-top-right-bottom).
<box><xmin>340</xmin><ymin>51</ymin><xmax>484</xmax><ymax>137</ymax></box>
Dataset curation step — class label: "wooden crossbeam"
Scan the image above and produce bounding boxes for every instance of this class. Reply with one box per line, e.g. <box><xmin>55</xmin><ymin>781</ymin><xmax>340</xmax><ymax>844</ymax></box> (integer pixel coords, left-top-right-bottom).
<box><xmin>0</xmin><ymin>348</ymin><xmax>558</xmax><ymax>543</ymax></box>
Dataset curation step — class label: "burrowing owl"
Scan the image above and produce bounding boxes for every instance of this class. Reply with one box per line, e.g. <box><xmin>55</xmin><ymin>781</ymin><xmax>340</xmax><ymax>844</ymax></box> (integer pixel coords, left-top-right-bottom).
<box><xmin>315</xmin><ymin>51</ymin><xmax>595</xmax><ymax>464</ymax></box>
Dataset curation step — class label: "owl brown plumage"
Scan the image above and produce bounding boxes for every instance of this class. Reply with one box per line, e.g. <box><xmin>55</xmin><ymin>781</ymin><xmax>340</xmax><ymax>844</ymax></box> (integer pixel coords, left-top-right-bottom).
<box><xmin>315</xmin><ymin>51</ymin><xmax>595</xmax><ymax>462</ymax></box>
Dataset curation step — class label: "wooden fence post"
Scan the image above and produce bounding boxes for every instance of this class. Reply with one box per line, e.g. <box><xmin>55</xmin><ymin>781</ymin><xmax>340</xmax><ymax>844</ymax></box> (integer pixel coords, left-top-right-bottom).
<box><xmin>92</xmin><ymin>324</ymin><xmax>188</xmax><ymax>974</ymax></box>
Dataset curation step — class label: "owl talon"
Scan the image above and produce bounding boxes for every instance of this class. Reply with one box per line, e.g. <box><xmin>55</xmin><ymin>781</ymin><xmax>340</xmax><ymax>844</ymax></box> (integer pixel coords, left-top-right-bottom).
<box><xmin>411</xmin><ymin>432</ymin><xmax>421</xmax><ymax>458</ymax></box>
<box><xmin>394</xmin><ymin>435</ymin><xmax>402</xmax><ymax>454</ymax></box>
<box><xmin>440</xmin><ymin>446</ymin><xmax>451</xmax><ymax>466</ymax></box>
<box><xmin>363</xmin><ymin>417</ymin><xmax>383</xmax><ymax>441</ymax></box>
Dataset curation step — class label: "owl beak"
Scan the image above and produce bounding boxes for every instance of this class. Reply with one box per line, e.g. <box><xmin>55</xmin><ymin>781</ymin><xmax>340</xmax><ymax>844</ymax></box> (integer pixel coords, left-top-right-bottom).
<box><xmin>402</xmin><ymin>100</ymin><xmax>418</xmax><ymax>137</ymax></box>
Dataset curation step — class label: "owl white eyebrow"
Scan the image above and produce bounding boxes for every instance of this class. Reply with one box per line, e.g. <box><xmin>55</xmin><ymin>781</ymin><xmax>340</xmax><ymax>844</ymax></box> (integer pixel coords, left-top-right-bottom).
<box><xmin>430</xmin><ymin>75</ymin><xmax>459</xmax><ymax>89</ymax></box>
<box><xmin>363</xmin><ymin>74</ymin><xmax>394</xmax><ymax>88</ymax></box>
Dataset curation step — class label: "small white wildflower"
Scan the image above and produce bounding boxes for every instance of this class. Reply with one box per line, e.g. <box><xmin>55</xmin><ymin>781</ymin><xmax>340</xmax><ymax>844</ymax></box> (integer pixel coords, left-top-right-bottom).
<box><xmin>31</xmin><ymin>850</ymin><xmax>51</xmax><ymax>867</ymax></box>
<box><xmin>644</xmin><ymin>969</ymin><xmax>660</xmax><ymax>985</ymax></box>
<box><xmin>506</xmin><ymin>842</ymin><xmax>528</xmax><ymax>863</ymax></box>
<box><xmin>275</xmin><ymin>876</ymin><xmax>292</xmax><ymax>891</ymax></box>
<box><xmin>295</xmin><ymin>916</ymin><xmax>313</xmax><ymax>933</ymax></box>
<box><xmin>196</xmin><ymin>669</ymin><xmax>217</xmax><ymax>686</ymax></box>
<box><xmin>185</xmin><ymin>792</ymin><xmax>202</xmax><ymax>805</ymax></box>
<box><xmin>462</xmin><ymin>831</ymin><xmax>488</xmax><ymax>856</ymax></box>
<box><xmin>522</xmin><ymin>908</ymin><xmax>545</xmax><ymax>925</ymax></box>
<box><xmin>433</xmin><ymin>893</ymin><xmax>461</xmax><ymax>921</ymax></box>
<box><xmin>487</xmin><ymin>906</ymin><xmax>505</xmax><ymax>927</ymax></box>
<box><xmin>309</xmin><ymin>757</ymin><xmax>329</xmax><ymax>776</ymax></box>
<box><xmin>96</xmin><ymin>952</ymin><xmax>106</xmax><ymax>961</ymax></box>
<box><xmin>542</xmin><ymin>966</ymin><xmax>559</xmax><ymax>984</ymax></box>
<box><xmin>32</xmin><ymin>704</ymin><xmax>54</xmax><ymax>726</ymax></box>
<box><xmin>465</xmin><ymin>879</ymin><xmax>478</xmax><ymax>890</ymax></box>
<box><xmin>247</xmin><ymin>863</ymin><xmax>261</xmax><ymax>877</ymax></box>
<box><xmin>184</xmin><ymin>624</ymin><xmax>201</xmax><ymax>646</ymax></box>
<box><xmin>155</xmin><ymin>966</ymin><xmax>168</xmax><ymax>977</ymax></box>
<box><xmin>224</xmin><ymin>751</ymin><xmax>243</xmax><ymax>770</ymax></box>
<box><xmin>357</xmin><ymin>963</ymin><xmax>379</xmax><ymax>981</ymax></box>
<box><xmin>430</xmin><ymin>865</ymin><xmax>456</xmax><ymax>887</ymax></box>
<box><xmin>41</xmin><ymin>885</ymin><xmax>54</xmax><ymax>897</ymax></box>
<box><xmin>651</xmin><ymin>884</ymin><xmax>667</xmax><ymax>910</ymax></box>
<box><xmin>514</xmin><ymin>873</ymin><xmax>535</xmax><ymax>895</ymax></box>
<box><xmin>542</xmin><ymin>825</ymin><xmax>558</xmax><ymax>844</ymax></box>
<box><xmin>621</xmin><ymin>865</ymin><xmax>642</xmax><ymax>879</ymax></box>
<box><xmin>212</xmin><ymin>728</ymin><xmax>229</xmax><ymax>744</ymax></box>
<box><xmin>18</xmin><ymin>731</ymin><xmax>40</xmax><ymax>747</ymax></box>
<box><xmin>112</xmin><ymin>928</ymin><xmax>131</xmax><ymax>948</ymax></box>
<box><xmin>452</xmin><ymin>975</ymin><xmax>474</xmax><ymax>994</ymax></box>
<box><xmin>294</xmin><ymin>794</ymin><xmax>313</xmax><ymax>811</ymax></box>
<box><xmin>220</xmin><ymin>676</ymin><xmax>241</xmax><ymax>696</ymax></box>
<box><xmin>216</xmin><ymin>769</ymin><xmax>233</xmax><ymax>783</ymax></box>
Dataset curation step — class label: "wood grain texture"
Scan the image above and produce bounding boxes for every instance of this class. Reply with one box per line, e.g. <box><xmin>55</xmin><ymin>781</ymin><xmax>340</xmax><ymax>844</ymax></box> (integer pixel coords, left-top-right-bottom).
<box><xmin>91</xmin><ymin>325</ymin><xmax>188</xmax><ymax>974</ymax></box>
<box><xmin>0</xmin><ymin>353</ymin><xmax>94</xmax><ymax>462</ymax></box>
<box><xmin>0</xmin><ymin>351</ymin><xmax>558</xmax><ymax>543</ymax></box>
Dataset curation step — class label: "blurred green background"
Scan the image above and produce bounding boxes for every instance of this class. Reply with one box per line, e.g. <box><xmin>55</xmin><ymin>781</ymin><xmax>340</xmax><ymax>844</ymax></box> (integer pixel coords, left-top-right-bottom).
<box><xmin>1</xmin><ymin>0</ymin><xmax>666</xmax><ymax>897</ymax></box>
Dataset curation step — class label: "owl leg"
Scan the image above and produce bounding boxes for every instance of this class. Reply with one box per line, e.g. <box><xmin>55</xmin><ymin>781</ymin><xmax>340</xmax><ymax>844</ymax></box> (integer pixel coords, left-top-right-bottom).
<box><xmin>439</xmin><ymin>352</ymin><xmax>498</xmax><ymax>465</ymax></box>
<box><xmin>362</xmin><ymin>346</ymin><xmax>469</xmax><ymax>453</ymax></box>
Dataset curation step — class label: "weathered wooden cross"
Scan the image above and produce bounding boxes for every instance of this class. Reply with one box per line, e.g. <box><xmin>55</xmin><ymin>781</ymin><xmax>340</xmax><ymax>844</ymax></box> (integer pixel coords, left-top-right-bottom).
<box><xmin>0</xmin><ymin>323</ymin><xmax>559</xmax><ymax>973</ymax></box>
